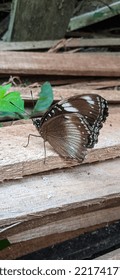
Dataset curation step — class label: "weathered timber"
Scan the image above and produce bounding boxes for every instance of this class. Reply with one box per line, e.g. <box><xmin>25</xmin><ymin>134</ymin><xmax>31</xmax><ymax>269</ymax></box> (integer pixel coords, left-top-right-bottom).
<box><xmin>17</xmin><ymin>221</ymin><xmax>120</xmax><ymax>260</ymax></box>
<box><xmin>68</xmin><ymin>1</ymin><xmax>120</xmax><ymax>31</ymax></box>
<box><xmin>0</xmin><ymin>110</ymin><xmax>120</xmax><ymax>181</ymax></box>
<box><xmin>9</xmin><ymin>86</ymin><xmax>120</xmax><ymax>103</ymax></box>
<box><xmin>7</xmin><ymin>0</ymin><xmax>76</xmax><ymax>41</ymax></box>
<box><xmin>0</xmin><ymin>52</ymin><xmax>120</xmax><ymax>76</ymax></box>
<box><xmin>0</xmin><ymin>158</ymin><xmax>120</xmax><ymax>259</ymax></box>
<box><xmin>0</xmin><ymin>16</ymin><xmax>10</xmax><ymax>37</ymax></box>
<box><xmin>58</xmin><ymin>78</ymin><xmax>120</xmax><ymax>89</ymax></box>
<box><xmin>1</xmin><ymin>38</ymin><xmax>120</xmax><ymax>51</ymax></box>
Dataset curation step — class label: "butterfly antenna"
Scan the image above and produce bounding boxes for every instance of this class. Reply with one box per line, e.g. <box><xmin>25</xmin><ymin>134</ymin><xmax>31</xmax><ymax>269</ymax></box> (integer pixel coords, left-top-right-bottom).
<box><xmin>30</xmin><ymin>90</ymin><xmax>36</xmax><ymax>119</ymax></box>
<box><xmin>30</xmin><ymin>90</ymin><xmax>35</xmax><ymax>106</ymax></box>
<box><xmin>43</xmin><ymin>140</ymin><xmax>47</xmax><ymax>164</ymax></box>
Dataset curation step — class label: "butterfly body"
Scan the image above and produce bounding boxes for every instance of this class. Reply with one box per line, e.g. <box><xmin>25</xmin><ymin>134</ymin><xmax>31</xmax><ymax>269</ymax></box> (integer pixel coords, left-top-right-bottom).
<box><xmin>33</xmin><ymin>94</ymin><xmax>108</xmax><ymax>162</ymax></box>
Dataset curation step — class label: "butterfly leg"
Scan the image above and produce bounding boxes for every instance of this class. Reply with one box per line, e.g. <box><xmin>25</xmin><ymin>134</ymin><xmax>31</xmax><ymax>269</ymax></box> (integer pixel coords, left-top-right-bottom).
<box><xmin>43</xmin><ymin>140</ymin><xmax>47</xmax><ymax>164</ymax></box>
<box><xmin>24</xmin><ymin>134</ymin><xmax>41</xmax><ymax>147</ymax></box>
<box><xmin>24</xmin><ymin>134</ymin><xmax>46</xmax><ymax>164</ymax></box>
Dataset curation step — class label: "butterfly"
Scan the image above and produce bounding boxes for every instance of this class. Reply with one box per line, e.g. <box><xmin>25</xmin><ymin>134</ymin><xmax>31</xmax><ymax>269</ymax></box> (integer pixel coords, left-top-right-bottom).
<box><xmin>33</xmin><ymin>94</ymin><xmax>108</xmax><ymax>162</ymax></box>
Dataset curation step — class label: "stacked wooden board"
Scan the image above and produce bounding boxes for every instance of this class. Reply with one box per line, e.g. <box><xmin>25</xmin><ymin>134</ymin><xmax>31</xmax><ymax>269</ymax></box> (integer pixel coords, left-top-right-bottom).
<box><xmin>0</xmin><ymin>45</ymin><xmax>120</xmax><ymax>259</ymax></box>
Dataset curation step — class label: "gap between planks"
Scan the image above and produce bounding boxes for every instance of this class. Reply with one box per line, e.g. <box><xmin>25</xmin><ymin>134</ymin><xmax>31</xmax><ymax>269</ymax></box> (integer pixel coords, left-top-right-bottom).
<box><xmin>0</xmin><ymin>51</ymin><xmax>120</xmax><ymax>76</ymax></box>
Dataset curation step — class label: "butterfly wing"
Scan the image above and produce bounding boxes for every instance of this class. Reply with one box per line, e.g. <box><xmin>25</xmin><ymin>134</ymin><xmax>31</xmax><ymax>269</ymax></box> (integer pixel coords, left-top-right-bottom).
<box><xmin>59</xmin><ymin>94</ymin><xmax>108</xmax><ymax>123</ymax></box>
<box><xmin>58</xmin><ymin>94</ymin><xmax>108</xmax><ymax>147</ymax></box>
<box><xmin>40</xmin><ymin>113</ymin><xmax>93</xmax><ymax>162</ymax></box>
<box><xmin>34</xmin><ymin>94</ymin><xmax>108</xmax><ymax>161</ymax></box>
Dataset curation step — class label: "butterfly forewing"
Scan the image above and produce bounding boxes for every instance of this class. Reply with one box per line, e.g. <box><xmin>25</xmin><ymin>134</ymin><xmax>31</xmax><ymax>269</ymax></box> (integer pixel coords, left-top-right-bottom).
<box><xmin>57</xmin><ymin>94</ymin><xmax>108</xmax><ymax>148</ymax></box>
<box><xmin>34</xmin><ymin>94</ymin><xmax>108</xmax><ymax>162</ymax></box>
<box><xmin>59</xmin><ymin>94</ymin><xmax>108</xmax><ymax>126</ymax></box>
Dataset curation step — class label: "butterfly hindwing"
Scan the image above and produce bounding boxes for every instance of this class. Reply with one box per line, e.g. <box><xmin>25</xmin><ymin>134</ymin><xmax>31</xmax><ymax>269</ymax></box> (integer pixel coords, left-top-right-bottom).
<box><xmin>40</xmin><ymin>113</ymin><xmax>91</xmax><ymax>161</ymax></box>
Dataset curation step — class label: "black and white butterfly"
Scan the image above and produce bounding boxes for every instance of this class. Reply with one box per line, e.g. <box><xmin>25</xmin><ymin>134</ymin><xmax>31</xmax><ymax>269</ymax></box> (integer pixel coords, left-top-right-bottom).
<box><xmin>33</xmin><ymin>94</ymin><xmax>108</xmax><ymax>162</ymax></box>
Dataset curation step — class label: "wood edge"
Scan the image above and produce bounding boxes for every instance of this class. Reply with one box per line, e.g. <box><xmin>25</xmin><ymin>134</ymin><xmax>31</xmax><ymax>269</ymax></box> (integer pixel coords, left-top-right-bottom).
<box><xmin>0</xmin><ymin>205</ymin><xmax>120</xmax><ymax>260</ymax></box>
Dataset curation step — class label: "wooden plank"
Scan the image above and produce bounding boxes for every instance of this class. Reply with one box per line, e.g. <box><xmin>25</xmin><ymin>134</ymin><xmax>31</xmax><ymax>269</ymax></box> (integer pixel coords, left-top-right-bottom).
<box><xmin>0</xmin><ymin>16</ymin><xmax>10</xmax><ymax>37</ymax></box>
<box><xmin>59</xmin><ymin>79</ymin><xmax>120</xmax><ymax>90</ymax></box>
<box><xmin>1</xmin><ymin>38</ymin><xmax>120</xmax><ymax>51</ymax></box>
<box><xmin>7</xmin><ymin>0</ymin><xmax>76</xmax><ymax>41</ymax></box>
<box><xmin>0</xmin><ymin>158</ymin><xmax>120</xmax><ymax>259</ymax></box>
<box><xmin>2</xmin><ymin>77</ymin><xmax>120</xmax><ymax>90</ymax></box>
<box><xmin>95</xmin><ymin>248</ymin><xmax>120</xmax><ymax>260</ymax></box>
<box><xmin>67</xmin><ymin>38</ymin><xmax>120</xmax><ymax>48</ymax></box>
<box><xmin>17</xmin><ymin>221</ymin><xmax>120</xmax><ymax>260</ymax></box>
<box><xmin>0</xmin><ymin>40</ymin><xmax>58</xmax><ymax>51</ymax></box>
<box><xmin>0</xmin><ymin>110</ymin><xmax>120</xmax><ymax>182</ymax></box>
<box><xmin>0</xmin><ymin>52</ymin><xmax>120</xmax><ymax>76</ymax></box>
<box><xmin>47</xmin><ymin>88</ymin><xmax>120</xmax><ymax>104</ymax></box>
<box><xmin>49</xmin><ymin>38</ymin><xmax>120</xmax><ymax>52</ymax></box>
<box><xmin>10</xmin><ymin>86</ymin><xmax>120</xmax><ymax>103</ymax></box>
<box><xmin>68</xmin><ymin>1</ymin><xmax>120</xmax><ymax>31</ymax></box>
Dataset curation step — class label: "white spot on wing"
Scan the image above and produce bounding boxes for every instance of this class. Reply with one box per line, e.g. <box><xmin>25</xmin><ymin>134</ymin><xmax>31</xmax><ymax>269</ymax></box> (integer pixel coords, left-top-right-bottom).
<box><xmin>62</xmin><ymin>102</ymin><xmax>79</xmax><ymax>112</ymax></box>
<box><xmin>82</xmin><ymin>95</ymin><xmax>95</xmax><ymax>105</ymax></box>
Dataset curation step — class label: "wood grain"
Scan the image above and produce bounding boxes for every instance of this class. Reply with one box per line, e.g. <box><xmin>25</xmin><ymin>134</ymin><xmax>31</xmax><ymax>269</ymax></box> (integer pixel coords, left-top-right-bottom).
<box><xmin>7</xmin><ymin>0</ymin><xmax>75</xmax><ymax>41</ymax></box>
<box><xmin>0</xmin><ymin>111</ymin><xmax>120</xmax><ymax>182</ymax></box>
<box><xmin>0</xmin><ymin>157</ymin><xmax>120</xmax><ymax>259</ymax></box>
<box><xmin>0</xmin><ymin>51</ymin><xmax>120</xmax><ymax>76</ymax></box>
<box><xmin>11</xmin><ymin>86</ymin><xmax>120</xmax><ymax>103</ymax></box>
<box><xmin>1</xmin><ymin>38</ymin><xmax>120</xmax><ymax>51</ymax></box>
<box><xmin>0</xmin><ymin>77</ymin><xmax>120</xmax><ymax>259</ymax></box>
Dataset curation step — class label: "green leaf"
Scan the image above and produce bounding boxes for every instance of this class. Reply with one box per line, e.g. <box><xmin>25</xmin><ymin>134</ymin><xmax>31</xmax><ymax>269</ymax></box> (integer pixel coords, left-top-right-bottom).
<box><xmin>0</xmin><ymin>111</ymin><xmax>15</xmax><ymax>117</ymax></box>
<box><xmin>3</xmin><ymin>92</ymin><xmax>24</xmax><ymax>111</ymax></box>
<box><xmin>0</xmin><ymin>91</ymin><xmax>24</xmax><ymax>114</ymax></box>
<box><xmin>0</xmin><ymin>111</ymin><xmax>25</xmax><ymax>120</ymax></box>
<box><xmin>0</xmin><ymin>83</ymin><xmax>12</xmax><ymax>98</ymax></box>
<box><xmin>33</xmin><ymin>82</ymin><xmax>53</xmax><ymax>112</ymax></box>
<box><xmin>0</xmin><ymin>83</ymin><xmax>25</xmax><ymax>117</ymax></box>
<box><xmin>0</xmin><ymin>111</ymin><xmax>17</xmax><ymax>118</ymax></box>
<box><xmin>0</xmin><ymin>239</ymin><xmax>11</xmax><ymax>251</ymax></box>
